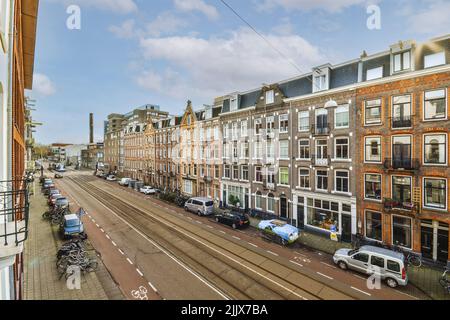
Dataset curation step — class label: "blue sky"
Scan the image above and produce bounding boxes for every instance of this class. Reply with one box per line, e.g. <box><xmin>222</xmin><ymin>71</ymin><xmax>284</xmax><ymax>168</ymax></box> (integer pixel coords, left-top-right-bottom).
<box><xmin>30</xmin><ymin>0</ymin><xmax>450</xmax><ymax>144</ymax></box>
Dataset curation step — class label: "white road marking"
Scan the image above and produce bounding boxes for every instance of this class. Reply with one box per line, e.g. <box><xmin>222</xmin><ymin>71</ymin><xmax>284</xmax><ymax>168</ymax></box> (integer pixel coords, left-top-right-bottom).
<box><xmin>294</xmin><ymin>251</ymin><xmax>307</xmax><ymax>258</ymax></box>
<box><xmin>100</xmin><ymin>228</ymin><xmax>105</xmax><ymax>233</ymax></box>
<box><xmin>353</xmin><ymin>274</ymin><xmax>366</xmax><ymax>280</ymax></box>
<box><xmin>118</xmin><ymin>249</ymin><xmax>125</xmax><ymax>255</ymax></box>
<box><xmin>92</xmin><ymin>219</ymin><xmax>96</xmax><ymax>223</ymax></box>
<box><xmin>351</xmin><ymin>286</ymin><xmax>372</xmax><ymax>296</ymax></box>
<box><xmin>95</xmin><ymin>224</ymin><xmax>100</xmax><ymax>228</ymax></box>
<box><xmin>219</xmin><ymin>230</ymin><xmax>226</xmax><ymax>234</ymax></box>
<box><xmin>206</xmin><ymin>225</ymin><xmax>213</xmax><ymax>229</ymax></box>
<box><xmin>394</xmin><ymin>290</ymin><xmax>419</xmax><ymax>300</ymax></box>
<box><xmin>105</xmin><ymin>234</ymin><xmax>110</xmax><ymax>240</ymax></box>
<box><xmin>126</xmin><ymin>258</ymin><xmax>133</xmax><ymax>265</ymax></box>
<box><xmin>289</xmin><ymin>260</ymin><xmax>303</xmax><ymax>267</ymax></box>
<box><xmin>320</xmin><ymin>262</ymin><xmax>337</xmax><ymax>269</ymax></box>
<box><xmin>267</xmin><ymin>251</ymin><xmax>279</xmax><ymax>257</ymax></box>
<box><xmin>196</xmin><ymin>220</ymin><xmax>202</xmax><ymax>224</ymax></box>
<box><xmin>136</xmin><ymin>268</ymin><xmax>144</xmax><ymax>277</ymax></box>
<box><xmin>148</xmin><ymin>282</ymin><xmax>158</xmax><ymax>293</ymax></box>
<box><xmin>111</xmin><ymin>241</ymin><xmax>117</xmax><ymax>247</ymax></box>
<box><xmin>317</xmin><ymin>272</ymin><xmax>333</xmax><ymax>280</ymax></box>
<box><xmin>248</xmin><ymin>243</ymin><xmax>258</xmax><ymax>248</ymax></box>
<box><xmin>232</xmin><ymin>236</ymin><xmax>241</xmax><ymax>240</ymax></box>
<box><xmin>317</xmin><ymin>252</ymin><xmax>323</xmax><ymax>256</ymax></box>
<box><xmin>187</xmin><ymin>217</ymin><xmax>193</xmax><ymax>220</ymax></box>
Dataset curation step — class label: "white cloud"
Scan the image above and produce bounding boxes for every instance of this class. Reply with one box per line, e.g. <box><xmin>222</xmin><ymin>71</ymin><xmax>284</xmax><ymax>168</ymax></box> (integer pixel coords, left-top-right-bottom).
<box><xmin>257</xmin><ymin>0</ymin><xmax>372</xmax><ymax>12</ymax></box>
<box><xmin>108</xmin><ymin>19</ymin><xmax>137</xmax><ymax>39</ymax></box>
<box><xmin>146</xmin><ymin>12</ymin><xmax>188</xmax><ymax>37</ymax></box>
<box><xmin>174</xmin><ymin>0</ymin><xmax>219</xmax><ymax>20</ymax></box>
<box><xmin>33</xmin><ymin>74</ymin><xmax>56</xmax><ymax>96</ymax></box>
<box><xmin>136</xmin><ymin>28</ymin><xmax>325</xmax><ymax>102</ymax></box>
<box><xmin>407</xmin><ymin>0</ymin><xmax>450</xmax><ymax>34</ymax></box>
<box><xmin>50</xmin><ymin>0</ymin><xmax>137</xmax><ymax>14</ymax></box>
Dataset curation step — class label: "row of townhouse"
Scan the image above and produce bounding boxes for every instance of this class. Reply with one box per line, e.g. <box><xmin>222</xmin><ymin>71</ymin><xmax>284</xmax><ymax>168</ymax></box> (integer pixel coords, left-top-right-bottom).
<box><xmin>104</xmin><ymin>35</ymin><xmax>450</xmax><ymax>266</ymax></box>
<box><xmin>0</xmin><ymin>0</ymin><xmax>38</xmax><ymax>300</ymax></box>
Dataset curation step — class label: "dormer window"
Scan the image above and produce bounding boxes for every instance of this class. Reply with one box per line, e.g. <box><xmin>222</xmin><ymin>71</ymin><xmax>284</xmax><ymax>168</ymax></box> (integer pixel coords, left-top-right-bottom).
<box><xmin>230</xmin><ymin>96</ymin><xmax>238</xmax><ymax>111</ymax></box>
<box><xmin>424</xmin><ymin>51</ymin><xmax>445</xmax><ymax>69</ymax></box>
<box><xmin>366</xmin><ymin>66</ymin><xmax>383</xmax><ymax>81</ymax></box>
<box><xmin>205</xmin><ymin>108</ymin><xmax>212</xmax><ymax>119</ymax></box>
<box><xmin>393</xmin><ymin>51</ymin><xmax>411</xmax><ymax>72</ymax></box>
<box><xmin>314</xmin><ymin>74</ymin><xmax>327</xmax><ymax>91</ymax></box>
<box><xmin>265</xmin><ymin>90</ymin><xmax>275</xmax><ymax>104</ymax></box>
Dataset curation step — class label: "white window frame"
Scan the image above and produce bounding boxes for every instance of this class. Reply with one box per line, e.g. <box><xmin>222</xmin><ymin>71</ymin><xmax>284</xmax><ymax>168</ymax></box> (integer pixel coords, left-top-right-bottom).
<box><xmin>334</xmin><ymin>105</ymin><xmax>349</xmax><ymax>129</ymax></box>
<box><xmin>298</xmin><ymin>111</ymin><xmax>310</xmax><ymax>132</ymax></box>
<box><xmin>422</xmin><ymin>177</ymin><xmax>447</xmax><ymax>211</ymax></box>
<box><xmin>279</xmin><ymin>114</ymin><xmax>289</xmax><ymax>133</ymax></box>
<box><xmin>391</xmin><ymin>214</ymin><xmax>413</xmax><ymax>249</ymax></box>
<box><xmin>298</xmin><ymin>168</ymin><xmax>310</xmax><ymax>190</ymax></box>
<box><xmin>241</xmin><ymin>165</ymin><xmax>249</xmax><ymax>182</ymax></box>
<box><xmin>334</xmin><ymin>137</ymin><xmax>349</xmax><ymax>160</ymax></box>
<box><xmin>255</xmin><ymin>192</ymin><xmax>263</xmax><ymax>210</ymax></box>
<box><xmin>315</xmin><ymin>170</ymin><xmax>328</xmax><ymax>192</ymax></box>
<box><xmin>298</xmin><ymin>139</ymin><xmax>310</xmax><ymax>160</ymax></box>
<box><xmin>334</xmin><ymin>170</ymin><xmax>349</xmax><ymax>194</ymax></box>
<box><xmin>393</xmin><ymin>51</ymin><xmax>411</xmax><ymax>73</ymax></box>
<box><xmin>254</xmin><ymin>119</ymin><xmax>262</xmax><ymax>136</ymax></box>
<box><xmin>364</xmin><ymin>210</ymin><xmax>383</xmax><ymax>242</ymax></box>
<box><xmin>267</xmin><ymin>194</ymin><xmax>275</xmax><ymax>213</ymax></box>
<box><xmin>364</xmin><ymin>136</ymin><xmax>382</xmax><ymax>163</ymax></box>
<box><xmin>265</xmin><ymin>90</ymin><xmax>275</xmax><ymax>104</ymax></box>
<box><xmin>364</xmin><ymin>99</ymin><xmax>382</xmax><ymax>126</ymax></box>
<box><xmin>423</xmin><ymin>89</ymin><xmax>447</xmax><ymax>122</ymax></box>
<box><xmin>240</xmin><ymin>120</ymin><xmax>248</xmax><ymax>137</ymax></box>
<box><xmin>424</xmin><ymin>51</ymin><xmax>446</xmax><ymax>69</ymax></box>
<box><xmin>364</xmin><ymin>173</ymin><xmax>382</xmax><ymax>202</ymax></box>
<box><xmin>423</xmin><ymin>133</ymin><xmax>448</xmax><ymax>166</ymax></box>
<box><xmin>279</xmin><ymin>140</ymin><xmax>289</xmax><ymax>160</ymax></box>
<box><xmin>366</xmin><ymin>66</ymin><xmax>383</xmax><ymax>81</ymax></box>
<box><xmin>392</xmin><ymin>94</ymin><xmax>412</xmax><ymax>129</ymax></box>
<box><xmin>254</xmin><ymin>166</ymin><xmax>263</xmax><ymax>183</ymax></box>
<box><xmin>279</xmin><ymin>167</ymin><xmax>289</xmax><ymax>186</ymax></box>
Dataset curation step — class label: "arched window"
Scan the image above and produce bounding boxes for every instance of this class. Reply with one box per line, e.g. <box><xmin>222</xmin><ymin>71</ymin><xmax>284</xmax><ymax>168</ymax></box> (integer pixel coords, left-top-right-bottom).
<box><xmin>255</xmin><ymin>191</ymin><xmax>262</xmax><ymax>209</ymax></box>
<box><xmin>267</xmin><ymin>193</ymin><xmax>275</xmax><ymax>213</ymax></box>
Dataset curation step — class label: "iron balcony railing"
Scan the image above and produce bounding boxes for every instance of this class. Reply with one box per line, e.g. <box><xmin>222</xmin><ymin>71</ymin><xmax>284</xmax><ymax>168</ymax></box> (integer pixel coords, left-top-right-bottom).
<box><xmin>311</xmin><ymin>154</ymin><xmax>331</xmax><ymax>166</ymax></box>
<box><xmin>383</xmin><ymin>198</ymin><xmax>419</xmax><ymax>213</ymax></box>
<box><xmin>383</xmin><ymin>158</ymin><xmax>420</xmax><ymax>171</ymax></box>
<box><xmin>391</xmin><ymin>116</ymin><xmax>412</xmax><ymax>128</ymax></box>
<box><xmin>0</xmin><ymin>179</ymin><xmax>29</xmax><ymax>249</ymax></box>
<box><xmin>311</xmin><ymin>124</ymin><xmax>330</xmax><ymax>135</ymax></box>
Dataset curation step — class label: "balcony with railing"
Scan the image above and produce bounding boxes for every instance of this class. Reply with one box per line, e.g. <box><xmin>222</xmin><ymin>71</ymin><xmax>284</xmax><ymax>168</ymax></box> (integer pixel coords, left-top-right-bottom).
<box><xmin>0</xmin><ymin>180</ymin><xmax>29</xmax><ymax>262</ymax></box>
<box><xmin>391</xmin><ymin>116</ymin><xmax>412</xmax><ymax>129</ymax></box>
<box><xmin>311</xmin><ymin>124</ymin><xmax>330</xmax><ymax>135</ymax></box>
<box><xmin>312</xmin><ymin>154</ymin><xmax>331</xmax><ymax>167</ymax></box>
<box><xmin>262</xmin><ymin>179</ymin><xmax>276</xmax><ymax>191</ymax></box>
<box><xmin>383</xmin><ymin>198</ymin><xmax>420</xmax><ymax>215</ymax></box>
<box><xmin>383</xmin><ymin>158</ymin><xmax>419</xmax><ymax>171</ymax></box>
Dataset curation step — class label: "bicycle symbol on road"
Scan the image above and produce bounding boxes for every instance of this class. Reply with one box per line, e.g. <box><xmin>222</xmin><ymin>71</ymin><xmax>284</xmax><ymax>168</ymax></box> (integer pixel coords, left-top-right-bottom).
<box><xmin>294</xmin><ymin>256</ymin><xmax>311</xmax><ymax>264</ymax></box>
<box><xmin>131</xmin><ymin>286</ymin><xmax>148</xmax><ymax>300</ymax></box>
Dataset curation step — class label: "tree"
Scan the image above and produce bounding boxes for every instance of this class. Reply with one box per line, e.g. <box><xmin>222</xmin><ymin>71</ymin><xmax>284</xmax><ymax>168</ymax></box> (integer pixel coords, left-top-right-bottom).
<box><xmin>228</xmin><ymin>194</ymin><xmax>240</xmax><ymax>207</ymax></box>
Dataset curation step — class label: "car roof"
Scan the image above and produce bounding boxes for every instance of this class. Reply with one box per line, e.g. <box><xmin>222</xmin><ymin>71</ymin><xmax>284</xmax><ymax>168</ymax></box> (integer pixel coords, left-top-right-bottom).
<box><xmin>64</xmin><ymin>214</ymin><xmax>79</xmax><ymax>220</ymax></box>
<box><xmin>359</xmin><ymin>246</ymin><xmax>405</xmax><ymax>260</ymax></box>
<box><xmin>191</xmin><ymin>197</ymin><xmax>213</xmax><ymax>202</ymax></box>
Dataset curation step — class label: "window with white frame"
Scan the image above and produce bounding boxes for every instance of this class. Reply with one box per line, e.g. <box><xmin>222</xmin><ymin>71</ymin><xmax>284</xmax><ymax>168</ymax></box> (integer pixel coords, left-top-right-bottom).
<box><xmin>255</xmin><ymin>166</ymin><xmax>263</xmax><ymax>182</ymax></box>
<box><xmin>279</xmin><ymin>114</ymin><xmax>289</xmax><ymax>133</ymax></box>
<box><xmin>366</xmin><ymin>66</ymin><xmax>383</xmax><ymax>81</ymax></box>
<box><xmin>424</xmin><ymin>178</ymin><xmax>447</xmax><ymax>210</ymax></box>
<box><xmin>298</xmin><ymin>111</ymin><xmax>310</xmax><ymax>131</ymax></box>
<box><xmin>299</xmin><ymin>169</ymin><xmax>310</xmax><ymax>189</ymax></box>
<box><xmin>255</xmin><ymin>192</ymin><xmax>262</xmax><ymax>209</ymax></box>
<box><xmin>230</xmin><ymin>97</ymin><xmax>238</xmax><ymax>111</ymax></box>
<box><xmin>267</xmin><ymin>194</ymin><xmax>275</xmax><ymax>212</ymax></box>
<box><xmin>255</xmin><ymin>119</ymin><xmax>262</xmax><ymax>135</ymax></box>
<box><xmin>266</xmin><ymin>90</ymin><xmax>275</xmax><ymax>104</ymax></box>
<box><xmin>232</xmin><ymin>122</ymin><xmax>238</xmax><ymax>139</ymax></box>
<box><xmin>365</xmin><ymin>99</ymin><xmax>382</xmax><ymax>125</ymax></box>
<box><xmin>335</xmin><ymin>170</ymin><xmax>349</xmax><ymax>193</ymax></box>
<box><xmin>279</xmin><ymin>140</ymin><xmax>289</xmax><ymax>159</ymax></box>
<box><xmin>224</xmin><ymin>165</ymin><xmax>231</xmax><ymax>178</ymax></box>
<box><xmin>393</xmin><ymin>51</ymin><xmax>411</xmax><ymax>72</ymax></box>
<box><xmin>240</xmin><ymin>120</ymin><xmax>248</xmax><ymax>137</ymax></box>
<box><xmin>314</xmin><ymin>74</ymin><xmax>327</xmax><ymax>91</ymax></box>
<box><xmin>335</xmin><ymin>105</ymin><xmax>349</xmax><ymax>128</ymax></box>
<box><xmin>365</xmin><ymin>211</ymin><xmax>382</xmax><ymax>241</ymax></box>
<box><xmin>241</xmin><ymin>165</ymin><xmax>249</xmax><ymax>181</ymax></box>
<box><xmin>316</xmin><ymin>170</ymin><xmax>328</xmax><ymax>191</ymax></box>
<box><xmin>424</xmin><ymin>89</ymin><xmax>446</xmax><ymax>120</ymax></box>
<box><xmin>365</xmin><ymin>136</ymin><xmax>382</xmax><ymax>162</ymax></box>
<box><xmin>266</xmin><ymin>141</ymin><xmax>275</xmax><ymax>159</ymax></box>
<box><xmin>184</xmin><ymin>180</ymin><xmax>193</xmax><ymax>195</ymax></box>
<box><xmin>392</xmin><ymin>95</ymin><xmax>412</xmax><ymax>128</ymax></box>
<box><xmin>254</xmin><ymin>141</ymin><xmax>262</xmax><ymax>159</ymax></box>
<box><xmin>241</xmin><ymin>142</ymin><xmax>249</xmax><ymax>159</ymax></box>
<box><xmin>267</xmin><ymin>168</ymin><xmax>275</xmax><ymax>184</ymax></box>
<box><xmin>424</xmin><ymin>51</ymin><xmax>445</xmax><ymax>69</ymax></box>
<box><xmin>424</xmin><ymin>134</ymin><xmax>447</xmax><ymax>165</ymax></box>
<box><xmin>365</xmin><ymin>174</ymin><xmax>382</xmax><ymax>200</ymax></box>
<box><xmin>299</xmin><ymin>139</ymin><xmax>310</xmax><ymax>159</ymax></box>
<box><xmin>232</xmin><ymin>142</ymin><xmax>238</xmax><ymax>158</ymax></box>
<box><xmin>279</xmin><ymin>167</ymin><xmax>289</xmax><ymax>186</ymax></box>
<box><xmin>335</xmin><ymin>138</ymin><xmax>349</xmax><ymax>159</ymax></box>
<box><xmin>232</xmin><ymin>165</ymin><xmax>239</xmax><ymax>180</ymax></box>
<box><xmin>266</xmin><ymin>116</ymin><xmax>275</xmax><ymax>134</ymax></box>
<box><xmin>223</xmin><ymin>124</ymin><xmax>229</xmax><ymax>140</ymax></box>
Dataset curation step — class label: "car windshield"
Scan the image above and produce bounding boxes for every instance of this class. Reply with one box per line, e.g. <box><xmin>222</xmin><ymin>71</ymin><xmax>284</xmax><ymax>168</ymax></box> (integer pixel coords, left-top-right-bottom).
<box><xmin>348</xmin><ymin>249</ymin><xmax>359</xmax><ymax>256</ymax></box>
<box><xmin>205</xmin><ymin>201</ymin><xmax>214</xmax><ymax>207</ymax></box>
<box><xmin>66</xmin><ymin>219</ymin><xmax>80</xmax><ymax>227</ymax></box>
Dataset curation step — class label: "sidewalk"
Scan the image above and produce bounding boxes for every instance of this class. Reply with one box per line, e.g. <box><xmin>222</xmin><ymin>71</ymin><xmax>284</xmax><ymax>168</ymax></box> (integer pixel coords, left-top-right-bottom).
<box><xmin>23</xmin><ymin>181</ymin><xmax>119</xmax><ymax>300</ymax></box>
<box><xmin>249</xmin><ymin>216</ymin><xmax>449</xmax><ymax>300</ymax></box>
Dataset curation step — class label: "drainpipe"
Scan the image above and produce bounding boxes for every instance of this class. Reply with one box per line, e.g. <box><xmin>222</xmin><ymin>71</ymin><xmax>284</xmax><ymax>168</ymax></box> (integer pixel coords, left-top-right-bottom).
<box><xmin>6</xmin><ymin>0</ymin><xmax>15</xmax><ymax>183</ymax></box>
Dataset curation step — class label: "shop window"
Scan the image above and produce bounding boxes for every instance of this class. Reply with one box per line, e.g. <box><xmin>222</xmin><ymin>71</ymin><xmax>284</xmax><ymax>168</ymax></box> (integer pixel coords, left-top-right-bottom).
<box><xmin>306</xmin><ymin>198</ymin><xmax>339</xmax><ymax>232</ymax></box>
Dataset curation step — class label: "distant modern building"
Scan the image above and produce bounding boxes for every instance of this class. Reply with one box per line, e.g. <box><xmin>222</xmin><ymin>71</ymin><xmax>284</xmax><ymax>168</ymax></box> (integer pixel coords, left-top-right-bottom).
<box><xmin>65</xmin><ymin>144</ymin><xmax>88</xmax><ymax>166</ymax></box>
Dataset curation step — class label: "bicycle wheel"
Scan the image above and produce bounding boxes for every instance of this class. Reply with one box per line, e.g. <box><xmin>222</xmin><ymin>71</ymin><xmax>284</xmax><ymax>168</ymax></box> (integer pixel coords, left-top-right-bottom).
<box><xmin>408</xmin><ymin>255</ymin><xmax>422</xmax><ymax>268</ymax></box>
<box><xmin>87</xmin><ymin>260</ymin><xmax>98</xmax><ymax>272</ymax></box>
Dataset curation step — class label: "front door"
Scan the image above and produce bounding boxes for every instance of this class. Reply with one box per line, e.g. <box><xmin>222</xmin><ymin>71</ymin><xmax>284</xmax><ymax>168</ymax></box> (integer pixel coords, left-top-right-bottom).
<box><xmin>280</xmin><ymin>197</ymin><xmax>288</xmax><ymax>219</ymax></box>
<box><xmin>223</xmin><ymin>190</ymin><xmax>227</xmax><ymax>207</ymax></box>
<box><xmin>421</xmin><ymin>225</ymin><xmax>434</xmax><ymax>260</ymax></box>
<box><xmin>341</xmin><ymin>214</ymin><xmax>352</xmax><ymax>243</ymax></box>
<box><xmin>437</xmin><ymin>224</ymin><xmax>449</xmax><ymax>263</ymax></box>
<box><xmin>245</xmin><ymin>194</ymin><xmax>249</xmax><ymax>211</ymax></box>
<box><xmin>297</xmin><ymin>201</ymin><xmax>305</xmax><ymax>229</ymax></box>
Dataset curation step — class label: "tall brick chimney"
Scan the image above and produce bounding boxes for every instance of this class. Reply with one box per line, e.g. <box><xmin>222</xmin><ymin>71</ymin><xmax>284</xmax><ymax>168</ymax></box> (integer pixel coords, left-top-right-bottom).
<box><xmin>89</xmin><ymin>113</ymin><xmax>94</xmax><ymax>144</ymax></box>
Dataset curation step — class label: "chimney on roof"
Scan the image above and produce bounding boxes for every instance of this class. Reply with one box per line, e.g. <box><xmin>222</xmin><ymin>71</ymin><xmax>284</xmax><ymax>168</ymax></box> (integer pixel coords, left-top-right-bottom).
<box><xmin>89</xmin><ymin>113</ymin><xmax>94</xmax><ymax>144</ymax></box>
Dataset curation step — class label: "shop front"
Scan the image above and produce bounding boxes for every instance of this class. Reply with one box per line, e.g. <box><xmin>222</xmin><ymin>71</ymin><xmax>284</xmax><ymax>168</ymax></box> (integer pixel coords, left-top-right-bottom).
<box><xmin>221</xmin><ymin>182</ymin><xmax>250</xmax><ymax>210</ymax></box>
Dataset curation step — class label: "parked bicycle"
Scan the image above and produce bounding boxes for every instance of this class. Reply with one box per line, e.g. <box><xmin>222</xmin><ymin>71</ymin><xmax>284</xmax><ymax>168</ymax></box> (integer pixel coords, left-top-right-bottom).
<box><xmin>439</xmin><ymin>269</ymin><xmax>450</xmax><ymax>294</ymax></box>
<box><xmin>351</xmin><ymin>233</ymin><xmax>365</xmax><ymax>249</ymax></box>
<box><xmin>391</xmin><ymin>243</ymin><xmax>422</xmax><ymax>268</ymax></box>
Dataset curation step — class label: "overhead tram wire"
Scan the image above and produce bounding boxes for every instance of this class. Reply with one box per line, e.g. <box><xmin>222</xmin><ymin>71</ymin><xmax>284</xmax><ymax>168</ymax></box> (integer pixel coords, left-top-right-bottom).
<box><xmin>218</xmin><ymin>0</ymin><xmax>321</xmax><ymax>91</ymax></box>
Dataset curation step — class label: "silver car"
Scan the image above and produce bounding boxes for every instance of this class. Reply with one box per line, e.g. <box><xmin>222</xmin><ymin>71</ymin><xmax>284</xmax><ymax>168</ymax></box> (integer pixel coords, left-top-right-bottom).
<box><xmin>333</xmin><ymin>245</ymin><xmax>408</xmax><ymax>288</ymax></box>
<box><xmin>184</xmin><ymin>197</ymin><xmax>214</xmax><ymax>216</ymax></box>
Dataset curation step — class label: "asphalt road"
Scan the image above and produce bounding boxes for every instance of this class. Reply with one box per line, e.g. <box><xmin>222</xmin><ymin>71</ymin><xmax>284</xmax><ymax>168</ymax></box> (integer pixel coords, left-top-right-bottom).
<box><xmin>49</xmin><ymin>169</ymin><xmax>429</xmax><ymax>300</ymax></box>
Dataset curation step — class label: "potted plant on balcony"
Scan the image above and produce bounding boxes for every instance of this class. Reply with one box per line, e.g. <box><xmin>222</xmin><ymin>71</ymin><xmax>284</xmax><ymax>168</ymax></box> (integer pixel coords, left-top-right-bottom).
<box><xmin>384</xmin><ymin>197</ymin><xmax>395</xmax><ymax>209</ymax></box>
<box><xmin>402</xmin><ymin>202</ymin><xmax>415</xmax><ymax>210</ymax></box>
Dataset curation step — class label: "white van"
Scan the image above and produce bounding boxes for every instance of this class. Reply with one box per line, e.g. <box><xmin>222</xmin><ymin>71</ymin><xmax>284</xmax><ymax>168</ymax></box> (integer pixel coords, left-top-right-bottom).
<box><xmin>184</xmin><ymin>197</ymin><xmax>214</xmax><ymax>216</ymax></box>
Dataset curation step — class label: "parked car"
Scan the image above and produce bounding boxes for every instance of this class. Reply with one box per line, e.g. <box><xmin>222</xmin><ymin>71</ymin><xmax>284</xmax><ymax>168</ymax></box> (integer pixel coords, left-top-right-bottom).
<box><xmin>140</xmin><ymin>186</ymin><xmax>156</xmax><ymax>195</ymax></box>
<box><xmin>184</xmin><ymin>197</ymin><xmax>215</xmax><ymax>216</ymax></box>
<box><xmin>257</xmin><ymin>220</ymin><xmax>299</xmax><ymax>245</ymax></box>
<box><xmin>48</xmin><ymin>189</ymin><xmax>61</xmax><ymax>199</ymax></box>
<box><xmin>60</xmin><ymin>214</ymin><xmax>85</xmax><ymax>239</ymax></box>
<box><xmin>55</xmin><ymin>197</ymin><xmax>70</xmax><ymax>209</ymax></box>
<box><xmin>96</xmin><ymin>171</ymin><xmax>104</xmax><ymax>177</ymax></box>
<box><xmin>119</xmin><ymin>178</ymin><xmax>131</xmax><ymax>186</ymax></box>
<box><xmin>106</xmin><ymin>175</ymin><xmax>117</xmax><ymax>181</ymax></box>
<box><xmin>48</xmin><ymin>194</ymin><xmax>63</xmax><ymax>206</ymax></box>
<box><xmin>333</xmin><ymin>245</ymin><xmax>408</xmax><ymax>288</ymax></box>
<box><xmin>214</xmin><ymin>211</ymin><xmax>250</xmax><ymax>229</ymax></box>
<box><xmin>54</xmin><ymin>173</ymin><xmax>63</xmax><ymax>179</ymax></box>
<box><xmin>43</xmin><ymin>184</ymin><xmax>56</xmax><ymax>196</ymax></box>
